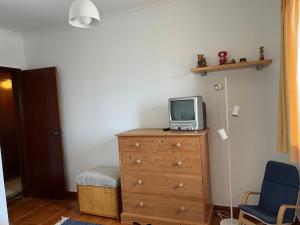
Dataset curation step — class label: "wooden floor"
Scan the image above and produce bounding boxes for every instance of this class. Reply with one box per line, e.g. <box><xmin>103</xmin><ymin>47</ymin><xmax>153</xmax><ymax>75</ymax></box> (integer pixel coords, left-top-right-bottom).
<box><xmin>8</xmin><ymin>197</ymin><xmax>123</xmax><ymax>225</ymax></box>
<box><xmin>7</xmin><ymin>197</ymin><xmax>300</xmax><ymax>225</ymax></box>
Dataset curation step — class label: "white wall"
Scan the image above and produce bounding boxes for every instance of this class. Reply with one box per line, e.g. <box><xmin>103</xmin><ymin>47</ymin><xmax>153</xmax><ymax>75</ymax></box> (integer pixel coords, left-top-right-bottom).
<box><xmin>0</xmin><ymin>150</ymin><xmax>9</xmax><ymax>225</ymax></box>
<box><xmin>0</xmin><ymin>29</ymin><xmax>25</xmax><ymax>68</ymax></box>
<box><xmin>0</xmin><ymin>29</ymin><xmax>25</xmax><ymax>225</ymax></box>
<box><xmin>23</xmin><ymin>0</ymin><xmax>288</xmax><ymax>206</ymax></box>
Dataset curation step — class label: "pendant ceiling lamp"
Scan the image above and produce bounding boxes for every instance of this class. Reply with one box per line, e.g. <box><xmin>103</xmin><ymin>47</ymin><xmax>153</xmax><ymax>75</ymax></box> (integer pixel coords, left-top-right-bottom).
<box><xmin>69</xmin><ymin>0</ymin><xmax>100</xmax><ymax>28</ymax></box>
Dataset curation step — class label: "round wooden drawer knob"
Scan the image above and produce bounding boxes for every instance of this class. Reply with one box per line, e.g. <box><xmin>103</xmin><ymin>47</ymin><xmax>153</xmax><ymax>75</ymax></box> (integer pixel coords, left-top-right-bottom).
<box><xmin>178</xmin><ymin>182</ymin><xmax>184</xmax><ymax>188</ymax></box>
<box><xmin>180</xmin><ymin>206</ymin><xmax>185</xmax><ymax>212</ymax></box>
<box><xmin>135</xmin><ymin>142</ymin><xmax>140</xmax><ymax>147</ymax></box>
<box><xmin>137</xmin><ymin>179</ymin><xmax>143</xmax><ymax>185</ymax></box>
<box><xmin>136</xmin><ymin>159</ymin><xmax>142</xmax><ymax>164</ymax></box>
<box><xmin>176</xmin><ymin>143</ymin><xmax>181</xmax><ymax>148</ymax></box>
<box><xmin>177</xmin><ymin>161</ymin><xmax>183</xmax><ymax>166</ymax></box>
<box><xmin>139</xmin><ymin>202</ymin><xmax>144</xmax><ymax>207</ymax></box>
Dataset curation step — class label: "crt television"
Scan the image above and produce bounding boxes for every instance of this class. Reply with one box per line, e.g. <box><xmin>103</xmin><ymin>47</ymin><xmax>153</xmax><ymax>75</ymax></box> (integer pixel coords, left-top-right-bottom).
<box><xmin>168</xmin><ymin>96</ymin><xmax>206</xmax><ymax>131</ymax></box>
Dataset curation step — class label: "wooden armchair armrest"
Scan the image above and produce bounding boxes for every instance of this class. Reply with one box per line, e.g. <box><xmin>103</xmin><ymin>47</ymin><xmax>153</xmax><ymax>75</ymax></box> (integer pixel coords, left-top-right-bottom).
<box><xmin>276</xmin><ymin>205</ymin><xmax>300</xmax><ymax>225</ymax></box>
<box><xmin>242</xmin><ymin>191</ymin><xmax>261</xmax><ymax>204</ymax></box>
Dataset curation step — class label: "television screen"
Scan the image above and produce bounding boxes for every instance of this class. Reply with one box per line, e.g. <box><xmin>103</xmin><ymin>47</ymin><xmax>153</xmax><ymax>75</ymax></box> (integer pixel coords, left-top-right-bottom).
<box><xmin>170</xmin><ymin>100</ymin><xmax>195</xmax><ymax>121</ymax></box>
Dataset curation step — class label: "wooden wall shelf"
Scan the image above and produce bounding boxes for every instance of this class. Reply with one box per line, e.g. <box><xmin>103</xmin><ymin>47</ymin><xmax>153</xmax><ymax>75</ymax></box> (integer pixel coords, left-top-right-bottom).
<box><xmin>191</xmin><ymin>59</ymin><xmax>272</xmax><ymax>76</ymax></box>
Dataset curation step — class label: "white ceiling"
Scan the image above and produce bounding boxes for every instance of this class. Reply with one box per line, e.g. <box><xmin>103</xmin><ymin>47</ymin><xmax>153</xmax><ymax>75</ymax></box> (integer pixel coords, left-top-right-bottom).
<box><xmin>0</xmin><ymin>0</ymin><xmax>172</xmax><ymax>34</ymax></box>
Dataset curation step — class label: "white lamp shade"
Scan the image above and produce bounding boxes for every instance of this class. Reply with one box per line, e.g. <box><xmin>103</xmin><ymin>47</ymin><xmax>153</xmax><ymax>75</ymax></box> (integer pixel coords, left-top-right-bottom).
<box><xmin>218</xmin><ymin>128</ymin><xmax>228</xmax><ymax>141</ymax></box>
<box><xmin>232</xmin><ymin>106</ymin><xmax>241</xmax><ymax>117</ymax></box>
<box><xmin>69</xmin><ymin>0</ymin><xmax>100</xmax><ymax>28</ymax></box>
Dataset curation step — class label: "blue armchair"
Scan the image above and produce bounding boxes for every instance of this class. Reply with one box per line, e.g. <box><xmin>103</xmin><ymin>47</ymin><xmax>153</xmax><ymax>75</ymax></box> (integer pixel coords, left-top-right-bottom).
<box><xmin>239</xmin><ymin>161</ymin><xmax>300</xmax><ymax>225</ymax></box>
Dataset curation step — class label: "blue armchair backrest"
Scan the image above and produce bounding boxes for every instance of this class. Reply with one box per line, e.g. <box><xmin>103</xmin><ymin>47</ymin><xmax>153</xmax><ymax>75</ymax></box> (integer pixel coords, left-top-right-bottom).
<box><xmin>259</xmin><ymin>161</ymin><xmax>299</xmax><ymax>220</ymax></box>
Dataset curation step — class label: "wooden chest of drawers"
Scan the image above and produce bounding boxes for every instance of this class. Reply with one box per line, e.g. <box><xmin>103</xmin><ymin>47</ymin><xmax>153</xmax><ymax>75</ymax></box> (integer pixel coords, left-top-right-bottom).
<box><xmin>117</xmin><ymin>129</ymin><xmax>212</xmax><ymax>225</ymax></box>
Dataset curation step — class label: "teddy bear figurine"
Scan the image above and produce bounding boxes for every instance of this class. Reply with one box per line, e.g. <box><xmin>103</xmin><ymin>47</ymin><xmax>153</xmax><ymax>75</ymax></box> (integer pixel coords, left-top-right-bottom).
<box><xmin>259</xmin><ymin>46</ymin><xmax>265</xmax><ymax>60</ymax></box>
<box><xmin>197</xmin><ymin>54</ymin><xmax>207</xmax><ymax>67</ymax></box>
<box><xmin>218</xmin><ymin>51</ymin><xmax>227</xmax><ymax>65</ymax></box>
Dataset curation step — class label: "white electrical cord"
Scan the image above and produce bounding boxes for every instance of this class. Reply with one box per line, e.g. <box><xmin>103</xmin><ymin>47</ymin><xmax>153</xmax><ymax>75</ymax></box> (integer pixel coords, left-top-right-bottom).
<box><xmin>214</xmin><ymin>209</ymin><xmax>230</xmax><ymax>220</ymax></box>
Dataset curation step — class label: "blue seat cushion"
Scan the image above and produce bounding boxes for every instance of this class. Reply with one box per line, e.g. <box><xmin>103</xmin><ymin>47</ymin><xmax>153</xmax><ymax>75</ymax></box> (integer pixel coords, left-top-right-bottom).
<box><xmin>239</xmin><ymin>205</ymin><xmax>294</xmax><ymax>224</ymax></box>
<box><xmin>259</xmin><ymin>180</ymin><xmax>298</xmax><ymax>219</ymax></box>
<box><xmin>259</xmin><ymin>161</ymin><xmax>299</xmax><ymax>219</ymax></box>
<box><xmin>262</xmin><ymin>161</ymin><xmax>299</xmax><ymax>188</ymax></box>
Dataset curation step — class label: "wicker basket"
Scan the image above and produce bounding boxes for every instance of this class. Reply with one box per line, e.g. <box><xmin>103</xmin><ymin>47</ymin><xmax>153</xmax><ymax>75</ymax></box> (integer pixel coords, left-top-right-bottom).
<box><xmin>77</xmin><ymin>185</ymin><xmax>120</xmax><ymax>219</ymax></box>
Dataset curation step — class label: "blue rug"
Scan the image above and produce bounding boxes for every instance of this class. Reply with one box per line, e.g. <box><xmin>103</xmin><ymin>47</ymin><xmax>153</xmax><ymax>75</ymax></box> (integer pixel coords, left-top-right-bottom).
<box><xmin>56</xmin><ymin>217</ymin><xmax>102</xmax><ymax>225</ymax></box>
<box><xmin>62</xmin><ymin>220</ymin><xmax>101</xmax><ymax>225</ymax></box>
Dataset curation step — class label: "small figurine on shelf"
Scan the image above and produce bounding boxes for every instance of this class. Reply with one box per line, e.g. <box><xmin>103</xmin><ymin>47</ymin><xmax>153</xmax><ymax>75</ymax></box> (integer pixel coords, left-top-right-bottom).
<box><xmin>227</xmin><ymin>59</ymin><xmax>236</xmax><ymax>64</ymax></box>
<box><xmin>218</xmin><ymin>51</ymin><xmax>227</xmax><ymax>65</ymax></box>
<box><xmin>240</xmin><ymin>58</ymin><xmax>247</xmax><ymax>63</ymax></box>
<box><xmin>197</xmin><ymin>54</ymin><xmax>207</xmax><ymax>67</ymax></box>
<box><xmin>259</xmin><ymin>46</ymin><xmax>265</xmax><ymax>60</ymax></box>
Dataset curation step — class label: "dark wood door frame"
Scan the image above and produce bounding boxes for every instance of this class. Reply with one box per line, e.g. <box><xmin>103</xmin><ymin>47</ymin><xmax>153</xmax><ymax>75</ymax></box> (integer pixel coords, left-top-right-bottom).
<box><xmin>0</xmin><ymin>66</ymin><xmax>29</xmax><ymax>196</ymax></box>
<box><xmin>1</xmin><ymin>66</ymin><xmax>66</xmax><ymax>198</ymax></box>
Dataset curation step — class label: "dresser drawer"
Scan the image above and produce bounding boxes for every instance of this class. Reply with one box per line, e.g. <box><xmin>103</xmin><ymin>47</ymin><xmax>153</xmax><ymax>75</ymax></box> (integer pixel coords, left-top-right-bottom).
<box><xmin>123</xmin><ymin>193</ymin><xmax>204</xmax><ymax>222</ymax></box>
<box><xmin>119</xmin><ymin>137</ymin><xmax>155</xmax><ymax>153</ymax></box>
<box><xmin>120</xmin><ymin>153</ymin><xmax>202</xmax><ymax>174</ymax></box>
<box><xmin>157</xmin><ymin>137</ymin><xmax>201</xmax><ymax>153</ymax></box>
<box><xmin>121</xmin><ymin>171</ymin><xmax>203</xmax><ymax>199</ymax></box>
<box><xmin>157</xmin><ymin>153</ymin><xmax>202</xmax><ymax>174</ymax></box>
<box><xmin>120</xmin><ymin>153</ymin><xmax>156</xmax><ymax>171</ymax></box>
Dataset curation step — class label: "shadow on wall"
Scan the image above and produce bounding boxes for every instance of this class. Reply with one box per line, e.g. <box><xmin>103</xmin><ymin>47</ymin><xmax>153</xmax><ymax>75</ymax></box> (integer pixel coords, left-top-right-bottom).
<box><xmin>138</xmin><ymin>105</ymin><xmax>169</xmax><ymax>128</ymax></box>
<box><xmin>74</xmin><ymin>137</ymin><xmax>119</xmax><ymax>170</ymax></box>
<box><xmin>68</xmin><ymin>136</ymin><xmax>119</xmax><ymax>189</ymax></box>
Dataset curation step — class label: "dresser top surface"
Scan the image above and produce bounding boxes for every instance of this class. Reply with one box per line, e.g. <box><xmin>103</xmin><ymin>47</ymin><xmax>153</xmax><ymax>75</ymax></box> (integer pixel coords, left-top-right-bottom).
<box><xmin>116</xmin><ymin>128</ymin><xmax>208</xmax><ymax>137</ymax></box>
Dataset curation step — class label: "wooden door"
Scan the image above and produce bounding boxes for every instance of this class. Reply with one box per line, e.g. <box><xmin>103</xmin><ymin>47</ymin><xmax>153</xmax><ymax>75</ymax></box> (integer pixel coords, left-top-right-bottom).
<box><xmin>18</xmin><ymin>67</ymin><xmax>66</xmax><ymax>199</ymax></box>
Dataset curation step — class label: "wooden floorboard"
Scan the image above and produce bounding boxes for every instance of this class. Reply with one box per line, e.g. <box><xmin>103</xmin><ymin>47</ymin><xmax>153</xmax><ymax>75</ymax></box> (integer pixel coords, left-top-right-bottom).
<box><xmin>7</xmin><ymin>197</ymin><xmax>300</xmax><ymax>225</ymax></box>
<box><xmin>8</xmin><ymin>197</ymin><xmax>125</xmax><ymax>225</ymax></box>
